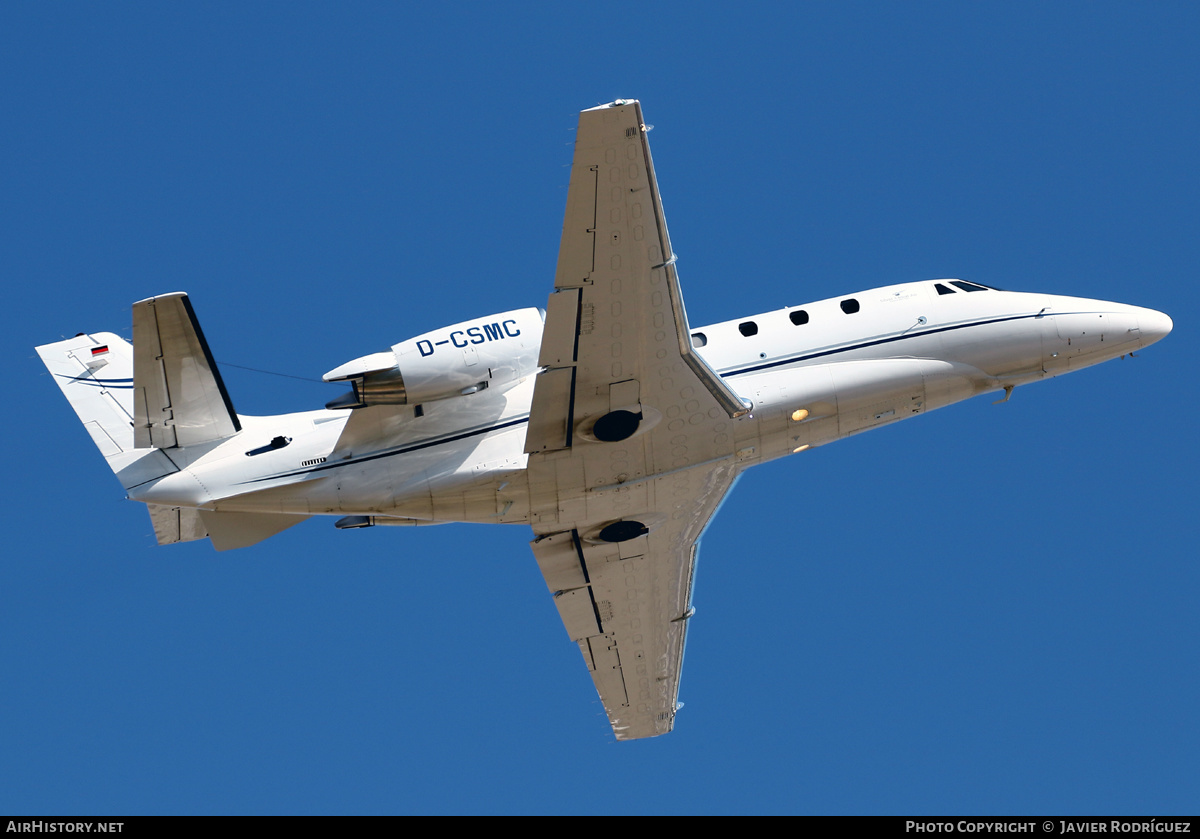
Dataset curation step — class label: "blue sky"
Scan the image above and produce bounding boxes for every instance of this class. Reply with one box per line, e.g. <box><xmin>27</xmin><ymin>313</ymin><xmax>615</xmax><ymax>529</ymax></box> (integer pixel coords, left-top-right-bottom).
<box><xmin>3</xmin><ymin>2</ymin><xmax>1197</xmax><ymax>814</ymax></box>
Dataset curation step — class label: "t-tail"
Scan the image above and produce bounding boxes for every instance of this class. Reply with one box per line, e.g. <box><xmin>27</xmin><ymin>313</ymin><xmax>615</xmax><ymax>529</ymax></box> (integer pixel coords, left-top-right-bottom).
<box><xmin>37</xmin><ymin>293</ymin><xmax>305</xmax><ymax>550</ymax></box>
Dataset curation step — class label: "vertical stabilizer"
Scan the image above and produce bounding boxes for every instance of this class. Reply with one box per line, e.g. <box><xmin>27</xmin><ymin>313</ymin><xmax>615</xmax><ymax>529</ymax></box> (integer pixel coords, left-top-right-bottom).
<box><xmin>37</xmin><ymin>333</ymin><xmax>179</xmax><ymax>489</ymax></box>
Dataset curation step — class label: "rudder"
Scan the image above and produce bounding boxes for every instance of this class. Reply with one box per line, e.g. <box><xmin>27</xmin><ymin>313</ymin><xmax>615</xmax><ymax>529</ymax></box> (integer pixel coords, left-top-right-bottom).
<box><xmin>37</xmin><ymin>333</ymin><xmax>178</xmax><ymax>489</ymax></box>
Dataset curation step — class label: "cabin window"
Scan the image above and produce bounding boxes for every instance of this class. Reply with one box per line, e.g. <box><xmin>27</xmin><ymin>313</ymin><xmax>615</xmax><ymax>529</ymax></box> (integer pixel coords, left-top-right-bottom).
<box><xmin>935</xmin><ymin>283</ymin><xmax>955</xmax><ymax>295</ymax></box>
<box><xmin>691</xmin><ymin>332</ymin><xmax>707</xmax><ymax>348</ymax></box>
<box><xmin>840</xmin><ymin>299</ymin><xmax>860</xmax><ymax>314</ymax></box>
<box><xmin>951</xmin><ymin>281</ymin><xmax>988</xmax><ymax>292</ymax></box>
<box><xmin>738</xmin><ymin>321</ymin><xmax>759</xmax><ymax>337</ymax></box>
<box><xmin>789</xmin><ymin>310</ymin><xmax>810</xmax><ymax>325</ymax></box>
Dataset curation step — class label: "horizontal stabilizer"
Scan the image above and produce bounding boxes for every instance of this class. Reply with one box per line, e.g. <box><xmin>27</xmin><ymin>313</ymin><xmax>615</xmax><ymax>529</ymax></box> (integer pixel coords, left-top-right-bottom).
<box><xmin>147</xmin><ymin>504</ymin><xmax>208</xmax><ymax>545</ymax></box>
<box><xmin>197</xmin><ymin>510</ymin><xmax>309</xmax><ymax>551</ymax></box>
<box><xmin>132</xmin><ymin>292</ymin><xmax>240</xmax><ymax>449</ymax></box>
<box><xmin>149</xmin><ymin>505</ymin><xmax>308</xmax><ymax>550</ymax></box>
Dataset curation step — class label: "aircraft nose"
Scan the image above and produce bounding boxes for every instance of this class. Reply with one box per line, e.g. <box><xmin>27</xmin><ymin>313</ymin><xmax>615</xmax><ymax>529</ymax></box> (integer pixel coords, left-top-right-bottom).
<box><xmin>1137</xmin><ymin>308</ymin><xmax>1173</xmax><ymax>347</ymax></box>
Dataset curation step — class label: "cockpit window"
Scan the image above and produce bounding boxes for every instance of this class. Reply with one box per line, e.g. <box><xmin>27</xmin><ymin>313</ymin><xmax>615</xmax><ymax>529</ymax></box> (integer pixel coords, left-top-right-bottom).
<box><xmin>789</xmin><ymin>310</ymin><xmax>809</xmax><ymax>326</ymax></box>
<box><xmin>738</xmin><ymin>321</ymin><xmax>759</xmax><ymax>337</ymax></box>
<box><xmin>951</xmin><ymin>281</ymin><xmax>988</xmax><ymax>292</ymax></box>
<box><xmin>935</xmin><ymin>283</ymin><xmax>955</xmax><ymax>295</ymax></box>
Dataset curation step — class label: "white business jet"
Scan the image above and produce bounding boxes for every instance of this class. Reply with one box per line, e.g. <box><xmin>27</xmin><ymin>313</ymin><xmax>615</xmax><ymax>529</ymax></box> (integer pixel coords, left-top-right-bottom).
<box><xmin>38</xmin><ymin>100</ymin><xmax>1171</xmax><ymax>741</ymax></box>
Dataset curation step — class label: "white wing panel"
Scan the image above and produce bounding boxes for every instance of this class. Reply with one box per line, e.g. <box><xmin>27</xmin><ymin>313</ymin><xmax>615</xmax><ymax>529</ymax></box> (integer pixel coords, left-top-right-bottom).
<box><xmin>524</xmin><ymin>100</ymin><xmax>753</xmax><ymax>740</ymax></box>
<box><xmin>524</xmin><ymin>99</ymin><xmax>746</xmax><ymax>464</ymax></box>
<box><xmin>531</xmin><ymin>459</ymin><xmax>737</xmax><ymax>740</ymax></box>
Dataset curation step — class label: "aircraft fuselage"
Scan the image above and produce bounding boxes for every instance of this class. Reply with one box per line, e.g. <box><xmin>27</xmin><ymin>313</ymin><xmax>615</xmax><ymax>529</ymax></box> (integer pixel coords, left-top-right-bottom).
<box><xmin>130</xmin><ymin>278</ymin><xmax>1171</xmax><ymax>530</ymax></box>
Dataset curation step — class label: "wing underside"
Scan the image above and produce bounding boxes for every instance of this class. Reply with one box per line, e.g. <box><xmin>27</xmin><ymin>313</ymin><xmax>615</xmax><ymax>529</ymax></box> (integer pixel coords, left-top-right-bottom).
<box><xmin>524</xmin><ymin>100</ymin><xmax>749</xmax><ymax>739</ymax></box>
<box><xmin>531</xmin><ymin>461</ymin><xmax>737</xmax><ymax>740</ymax></box>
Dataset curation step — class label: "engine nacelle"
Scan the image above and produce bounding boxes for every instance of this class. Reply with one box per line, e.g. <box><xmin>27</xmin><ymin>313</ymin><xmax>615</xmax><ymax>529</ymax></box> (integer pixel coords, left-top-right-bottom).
<box><xmin>323</xmin><ymin>308</ymin><xmax>544</xmax><ymax>409</ymax></box>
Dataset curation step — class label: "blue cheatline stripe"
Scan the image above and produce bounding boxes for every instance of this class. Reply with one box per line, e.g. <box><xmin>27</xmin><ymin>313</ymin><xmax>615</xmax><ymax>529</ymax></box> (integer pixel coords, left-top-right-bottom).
<box><xmin>236</xmin><ymin>310</ymin><xmax>1076</xmax><ymax>485</ymax></box>
<box><xmin>240</xmin><ymin>415</ymin><xmax>532</xmax><ymax>485</ymax></box>
<box><xmin>718</xmin><ymin>312</ymin><xmax>1060</xmax><ymax>378</ymax></box>
<box><xmin>55</xmin><ymin>374</ymin><xmax>135</xmax><ymax>390</ymax></box>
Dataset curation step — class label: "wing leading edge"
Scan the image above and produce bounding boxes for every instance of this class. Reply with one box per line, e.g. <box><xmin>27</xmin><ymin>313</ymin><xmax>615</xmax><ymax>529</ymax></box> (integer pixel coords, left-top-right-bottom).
<box><xmin>525</xmin><ymin>100</ymin><xmax>749</xmax><ymax>739</ymax></box>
